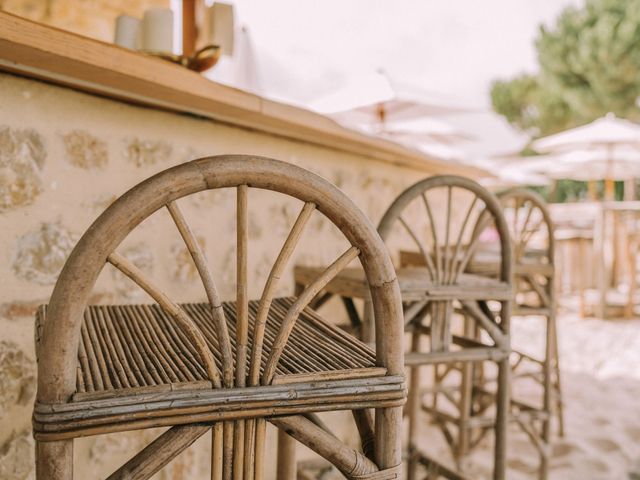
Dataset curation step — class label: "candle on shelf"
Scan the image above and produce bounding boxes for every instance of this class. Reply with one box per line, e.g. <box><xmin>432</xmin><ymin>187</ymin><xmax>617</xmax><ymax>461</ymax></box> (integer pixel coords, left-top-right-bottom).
<box><xmin>142</xmin><ymin>8</ymin><xmax>174</xmax><ymax>53</ymax></box>
<box><xmin>114</xmin><ymin>15</ymin><xmax>141</xmax><ymax>50</ymax></box>
<box><xmin>207</xmin><ymin>2</ymin><xmax>235</xmax><ymax>56</ymax></box>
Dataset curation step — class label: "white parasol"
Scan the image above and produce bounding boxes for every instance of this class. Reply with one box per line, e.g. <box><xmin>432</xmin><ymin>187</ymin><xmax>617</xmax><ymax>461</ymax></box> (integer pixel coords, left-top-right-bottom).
<box><xmin>310</xmin><ymin>71</ymin><xmax>475</xmax><ymax>129</ymax></box>
<box><xmin>532</xmin><ymin>114</ymin><xmax>640</xmax><ymax>199</ymax></box>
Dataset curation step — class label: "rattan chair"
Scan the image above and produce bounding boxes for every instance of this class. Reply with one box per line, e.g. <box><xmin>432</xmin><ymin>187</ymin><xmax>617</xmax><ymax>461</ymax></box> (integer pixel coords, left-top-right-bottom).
<box><xmin>378</xmin><ymin>175</ymin><xmax>513</xmax><ymax>480</ymax></box>
<box><xmin>476</xmin><ymin>187</ymin><xmax>562</xmax><ymax>480</ymax></box>
<box><xmin>33</xmin><ymin>155</ymin><xmax>405</xmax><ymax>480</ymax></box>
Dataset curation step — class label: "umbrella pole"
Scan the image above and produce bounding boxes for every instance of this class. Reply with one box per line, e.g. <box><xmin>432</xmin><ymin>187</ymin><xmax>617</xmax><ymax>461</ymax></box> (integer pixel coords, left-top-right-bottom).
<box><xmin>375</xmin><ymin>102</ymin><xmax>386</xmax><ymax>133</ymax></box>
<box><xmin>605</xmin><ymin>144</ymin><xmax>615</xmax><ymax>201</ymax></box>
<box><xmin>605</xmin><ymin>178</ymin><xmax>615</xmax><ymax>201</ymax></box>
<box><xmin>588</xmin><ymin>180</ymin><xmax>598</xmax><ymax>201</ymax></box>
<box><xmin>549</xmin><ymin>180</ymin><xmax>558</xmax><ymax>203</ymax></box>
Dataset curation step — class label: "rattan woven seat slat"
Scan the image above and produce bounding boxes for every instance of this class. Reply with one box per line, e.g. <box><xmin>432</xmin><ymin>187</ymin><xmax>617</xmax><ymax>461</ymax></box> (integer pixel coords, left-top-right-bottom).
<box><xmin>34</xmin><ymin>296</ymin><xmax>402</xmax><ymax>441</ymax></box>
<box><xmin>36</xmin><ymin>297</ymin><xmax>379</xmax><ymax>400</ymax></box>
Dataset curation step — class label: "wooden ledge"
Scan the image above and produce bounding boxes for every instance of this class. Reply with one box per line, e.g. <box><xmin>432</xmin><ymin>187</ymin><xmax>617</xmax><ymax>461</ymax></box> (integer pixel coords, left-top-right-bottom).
<box><xmin>0</xmin><ymin>12</ymin><xmax>487</xmax><ymax>177</ymax></box>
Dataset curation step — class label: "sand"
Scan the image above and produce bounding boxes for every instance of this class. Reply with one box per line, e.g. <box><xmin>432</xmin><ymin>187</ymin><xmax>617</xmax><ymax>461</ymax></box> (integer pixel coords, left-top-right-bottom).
<box><xmin>411</xmin><ymin>302</ymin><xmax>640</xmax><ymax>479</ymax></box>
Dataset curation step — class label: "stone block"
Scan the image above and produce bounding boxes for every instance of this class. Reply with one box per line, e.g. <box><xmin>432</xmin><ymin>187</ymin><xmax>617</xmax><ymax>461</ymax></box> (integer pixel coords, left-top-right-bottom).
<box><xmin>0</xmin><ymin>341</ymin><xmax>36</xmax><ymax>418</ymax></box>
<box><xmin>63</xmin><ymin>130</ymin><xmax>108</xmax><ymax>169</ymax></box>
<box><xmin>0</xmin><ymin>429</ymin><xmax>34</xmax><ymax>480</ymax></box>
<box><xmin>125</xmin><ymin>138</ymin><xmax>172</xmax><ymax>167</ymax></box>
<box><xmin>11</xmin><ymin>223</ymin><xmax>76</xmax><ymax>285</ymax></box>
<box><xmin>0</xmin><ymin>126</ymin><xmax>46</xmax><ymax>212</ymax></box>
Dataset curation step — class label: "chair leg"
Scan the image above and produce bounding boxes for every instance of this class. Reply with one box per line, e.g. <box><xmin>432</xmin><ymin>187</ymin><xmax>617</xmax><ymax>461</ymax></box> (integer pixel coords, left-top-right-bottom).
<box><xmin>407</xmin><ymin>328</ymin><xmax>422</xmax><ymax>480</ymax></box>
<box><xmin>494</xmin><ymin>358</ymin><xmax>510</xmax><ymax>480</ymax></box>
<box><xmin>276</xmin><ymin>428</ymin><xmax>297</xmax><ymax>480</ymax></box>
<box><xmin>539</xmin><ymin>314</ymin><xmax>553</xmax><ymax>480</ymax></box>
<box><xmin>550</xmin><ymin>312</ymin><xmax>565</xmax><ymax>437</ymax></box>
<box><xmin>36</xmin><ymin>440</ymin><xmax>73</xmax><ymax>480</ymax></box>
<box><xmin>375</xmin><ymin>405</ymin><xmax>403</xmax><ymax>470</ymax></box>
<box><xmin>457</xmin><ymin>361</ymin><xmax>473</xmax><ymax>472</ymax></box>
<box><xmin>457</xmin><ymin>316</ymin><xmax>474</xmax><ymax>472</ymax></box>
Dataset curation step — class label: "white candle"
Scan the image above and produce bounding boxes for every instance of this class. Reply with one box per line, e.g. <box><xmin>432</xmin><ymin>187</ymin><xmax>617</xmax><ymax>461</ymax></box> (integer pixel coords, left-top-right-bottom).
<box><xmin>142</xmin><ymin>8</ymin><xmax>174</xmax><ymax>53</ymax></box>
<box><xmin>114</xmin><ymin>15</ymin><xmax>141</xmax><ymax>50</ymax></box>
<box><xmin>208</xmin><ymin>3</ymin><xmax>235</xmax><ymax>56</ymax></box>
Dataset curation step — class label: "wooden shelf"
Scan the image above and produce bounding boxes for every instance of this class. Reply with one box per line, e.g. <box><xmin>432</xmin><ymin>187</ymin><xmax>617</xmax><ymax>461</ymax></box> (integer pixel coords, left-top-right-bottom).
<box><xmin>0</xmin><ymin>11</ymin><xmax>488</xmax><ymax>176</ymax></box>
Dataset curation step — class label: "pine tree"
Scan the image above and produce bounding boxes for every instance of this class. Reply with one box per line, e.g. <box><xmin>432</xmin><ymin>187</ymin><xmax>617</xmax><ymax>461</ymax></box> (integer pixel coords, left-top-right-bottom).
<box><xmin>492</xmin><ymin>0</ymin><xmax>640</xmax><ymax>136</ymax></box>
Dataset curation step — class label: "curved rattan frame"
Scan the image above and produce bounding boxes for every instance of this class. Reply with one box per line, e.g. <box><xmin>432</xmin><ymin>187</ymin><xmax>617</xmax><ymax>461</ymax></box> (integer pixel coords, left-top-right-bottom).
<box><xmin>496</xmin><ymin>187</ymin><xmax>561</xmax><ymax>480</ymax></box>
<box><xmin>35</xmin><ymin>155</ymin><xmax>405</xmax><ymax>480</ymax></box>
<box><xmin>379</xmin><ymin>175</ymin><xmax>512</xmax><ymax>286</ymax></box>
<box><xmin>497</xmin><ymin>187</ymin><xmax>554</xmax><ymax>267</ymax></box>
<box><xmin>378</xmin><ymin>174</ymin><xmax>513</xmax><ymax>480</ymax></box>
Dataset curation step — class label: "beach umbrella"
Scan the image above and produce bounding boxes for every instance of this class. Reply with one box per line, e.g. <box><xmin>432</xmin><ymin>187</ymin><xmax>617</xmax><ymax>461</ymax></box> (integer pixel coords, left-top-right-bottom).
<box><xmin>310</xmin><ymin>72</ymin><xmax>477</xmax><ymax>161</ymax></box>
<box><xmin>340</xmin><ymin>117</ymin><xmax>474</xmax><ymax>159</ymax></box>
<box><xmin>489</xmin><ymin>150</ymin><xmax>640</xmax><ymax>201</ymax></box>
<box><xmin>532</xmin><ymin>114</ymin><xmax>640</xmax><ymax>152</ymax></box>
<box><xmin>481</xmin><ymin>168</ymin><xmax>550</xmax><ymax>188</ymax></box>
<box><xmin>532</xmin><ymin>114</ymin><xmax>640</xmax><ymax>199</ymax></box>
<box><xmin>545</xmin><ymin>160</ymin><xmax>640</xmax><ymax>182</ymax></box>
<box><xmin>310</xmin><ymin>71</ymin><xmax>475</xmax><ymax>130</ymax></box>
<box><xmin>365</xmin><ymin>117</ymin><xmax>474</xmax><ymax>145</ymax></box>
<box><xmin>413</xmin><ymin>140</ymin><xmax>468</xmax><ymax>161</ymax></box>
<box><xmin>534</xmin><ymin>150</ymin><xmax>640</xmax><ymax>181</ymax></box>
<box><xmin>475</xmin><ymin>156</ymin><xmax>551</xmax><ymax>187</ymax></box>
<box><xmin>493</xmin><ymin>150</ymin><xmax>640</xmax><ymax>179</ymax></box>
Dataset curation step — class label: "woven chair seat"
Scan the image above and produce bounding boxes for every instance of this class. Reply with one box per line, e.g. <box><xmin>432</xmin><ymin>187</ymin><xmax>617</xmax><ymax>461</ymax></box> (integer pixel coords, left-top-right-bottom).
<box><xmin>33</xmin><ymin>297</ymin><xmax>404</xmax><ymax>441</ymax></box>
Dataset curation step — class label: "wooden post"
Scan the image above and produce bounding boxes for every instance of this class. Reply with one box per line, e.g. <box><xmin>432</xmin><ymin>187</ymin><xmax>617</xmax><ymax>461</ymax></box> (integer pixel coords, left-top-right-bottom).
<box><xmin>625</xmin><ymin>178</ymin><xmax>636</xmax><ymax>201</ymax></box>
<box><xmin>595</xmin><ymin>205</ymin><xmax>607</xmax><ymax>319</ymax></box>
<box><xmin>182</xmin><ymin>0</ymin><xmax>197</xmax><ymax>56</ymax></box>
<box><xmin>588</xmin><ymin>180</ymin><xmax>598</xmax><ymax>201</ymax></box>
<box><xmin>578</xmin><ymin>238</ymin><xmax>587</xmax><ymax>318</ymax></box>
<box><xmin>549</xmin><ymin>180</ymin><xmax>558</xmax><ymax>203</ymax></box>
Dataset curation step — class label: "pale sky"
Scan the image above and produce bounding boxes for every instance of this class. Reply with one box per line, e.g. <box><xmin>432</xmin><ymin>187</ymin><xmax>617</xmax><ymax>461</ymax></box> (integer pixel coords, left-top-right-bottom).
<box><xmin>209</xmin><ymin>0</ymin><xmax>583</xmax><ymax>158</ymax></box>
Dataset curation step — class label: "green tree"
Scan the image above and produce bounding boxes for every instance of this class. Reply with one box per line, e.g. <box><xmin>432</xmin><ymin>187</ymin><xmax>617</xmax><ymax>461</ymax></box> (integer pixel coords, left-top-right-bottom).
<box><xmin>492</xmin><ymin>0</ymin><xmax>640</xmax><ymax>136</ymax></box>
<box><xmin>491</xmin><ymin>74</ymin><xmax>573</xmax><ymax>136</ymax></box>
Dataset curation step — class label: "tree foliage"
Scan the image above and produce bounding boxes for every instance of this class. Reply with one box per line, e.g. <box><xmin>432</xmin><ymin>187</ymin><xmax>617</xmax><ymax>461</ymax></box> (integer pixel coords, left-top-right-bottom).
<box><xmin>492</xmin><ymin>0</ymin><xmax>640</xmax><ymax>136</ymax></box>
<box><xmin>491</xmin><ymin>74</ymin><xmax>573</xmax><ymax>135</ymax></box>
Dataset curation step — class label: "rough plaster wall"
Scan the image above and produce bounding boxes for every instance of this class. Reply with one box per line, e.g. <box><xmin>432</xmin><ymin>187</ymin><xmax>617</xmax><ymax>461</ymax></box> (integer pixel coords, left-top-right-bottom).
<box><xmin>0</xmin><ymin>0</ymin><xmax>170</xmax><ymax>44</ymax></box>
<box><xmin>0</xmin><ymin>72</ymin><xmax>443</xmax><ymax>478</ymax></box>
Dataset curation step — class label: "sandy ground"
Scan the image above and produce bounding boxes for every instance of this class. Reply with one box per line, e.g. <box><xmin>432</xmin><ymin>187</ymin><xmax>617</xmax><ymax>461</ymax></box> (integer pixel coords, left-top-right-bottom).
<box><xmin>410</xmin><ymin>300</ymin><xmax>640</xmax><ymax>479</ymax></box>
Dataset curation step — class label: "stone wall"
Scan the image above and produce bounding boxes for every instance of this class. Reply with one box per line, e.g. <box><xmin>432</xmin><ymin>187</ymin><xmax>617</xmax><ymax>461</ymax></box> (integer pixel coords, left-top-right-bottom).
<box><xmin>0</xmin><ymin>72</ymin><xmax>444</xmax><ymax>478</ymax></box>
<box><xmin>0</xmin><ymin>0</ymin><xmax>169</xmax><ymax>44</ymax></box>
